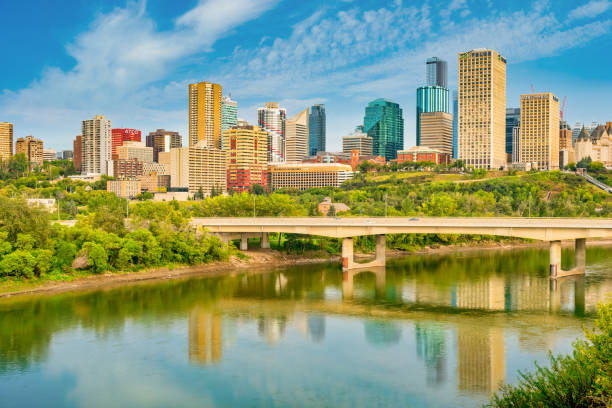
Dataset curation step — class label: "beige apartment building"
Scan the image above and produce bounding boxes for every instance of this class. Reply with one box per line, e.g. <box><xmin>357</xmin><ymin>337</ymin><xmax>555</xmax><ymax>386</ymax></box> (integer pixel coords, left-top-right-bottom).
<box><xmin>116</xmin><ymin>141</ymin><xmax>154</xmax><ymax>163</ymax></box>
<box><xmin>82</xmin><ymin>115</ymin><xmax>112</xmax><ymax>174</ymax></box>
<box><xmin>223</xmin><ymin>122</ymin><xmax>269</xmax><ymax>192</ymax></box>
<box><xmin>269</xmin><ymin>163</ymin><xmax>354</xmax><ymax>190</ymax></box>
<box><xmin>169</xmin><ymin>141</ymin><xmax>227</xmax><ymax>195</ymax></box>
<box><xmin>519</xmin><ymin>93</ymin><xmax>560</xmax><ymax>170</ymax></box>
<box><xmin>15</xmin><ymin>136</ymin><xmax>44</xmax><ymax>167</ymax></box>
<box><xmin>458</xmin><ymin>49</ymin><xmax>507</xmax><ymax>169</ymax></box>
<box><xmin>285</xmin><ymin>108</ymin><xmax>309</xmax><ymax>162</ymax></box>
<box><xmin>419</xmin><ymin>111</ymin><xmax>453</xmax><ymax>155</ymax></box>
<box><xmin>0</xmin><ymin>122</ymin><xmax>13</xmax><ymax>161</ymax></box>
<box><xmin>107</xmin><ymin>179</ymin><xmax>141</xmax><ymax>198</ymax></box>
<box><xmin>189</xmin><ymin>81</ymin><xmax>222</xmax><ymax>148</ymax></box>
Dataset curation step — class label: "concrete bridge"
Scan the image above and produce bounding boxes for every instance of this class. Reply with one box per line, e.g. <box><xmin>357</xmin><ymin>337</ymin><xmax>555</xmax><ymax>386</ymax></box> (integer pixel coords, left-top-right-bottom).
<box><xmin>192</xmin><ymin>217</ymin><xmax>612</xmax><ymax>279</ymax></box>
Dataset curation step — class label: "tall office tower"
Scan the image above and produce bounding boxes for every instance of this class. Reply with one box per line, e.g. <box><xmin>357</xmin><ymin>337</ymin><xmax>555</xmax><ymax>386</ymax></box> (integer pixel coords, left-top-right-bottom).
<box><xmin>221</xmin><ymin>96</ymin><xmax>238</xmax><ymax>138</ymax></box>
<box><xmin>426</xmin><ymin>57</ymin><xmax>448</xmax><ymax>88</ymax></box>
<box><xmin>452</xmin><ymin>91</ymin><xmax>458</xmax><ymax>159</ymax></box>
<box><xmin>15</xmin><ymin>136</ymin><xmax>43</xmax><ymax>167</ymax></box>
<box><xmin>420</xmin><ymin>112</ymin><xmax>453</xmax><ymax>155</ymax></box>
<box><xmin>342</xmin><ymin>127</ymin><xmax>373</xmax><ymax>155</ymax></box>
<box><xmin>416</xmin><ymin>86</ymin><xmax>450</xmax><ymax>146</ymax></box>
<box><xmin>364</xmin><ymin>99</ymin><xmax>404</xmax><ymax>161</ymax></box>
<box><xmin>223</xmin><ymin>121</ymin><xmax>269</xmax><ymax>192</ymax></box>
<box><xmin>559</xmin><ymin>121</ymin><xmax>572</xmax><ymax>150</ymax></box>
<box><xmin>519</xmin><ymin>93</ymin><xmax>560</xmax><ymax>170</ymax></box>
<box><xmin>188</xmin><ymin>81</ymin><xmax>222</xmax><ymax>148</ymax></box>
<box><xmin>73</xmin><ymin>135</ymin><xmax>82</xmax><ymax>172</ymax></box>
<box><xmin>82</xmin><ymin>115</ymin><xmax>112</xmax><ymax>174</ymax></box>
<box><xmin>111</xmin><ymin>128</ymin><xmax>141</xmax><ymax>157</ymax></box>
<box><xmin>571</xmin><ymin>122</ymin><xmax>583</xmax><ymax>146</ymax></box>
<box><xmin>512</xmin><ymin>127</ymin><xmax>521</xmax><ymax>164</ymax></box>
<box><xmin>285</xmin><ymin>108</ymin><xmax>309</xmax><ymax>162</ymax></box>
<box><xmin>505</xmin><ymin>108</ymin><xmax>520</xmax><ymax>157</ymax></box>
<box><xmin>0</xmin><ymin>122</ymin><xmax>13</xmax><ymax>161</ymax></box>
<box><xmin>258</xmin><ymin>102</ymin><xmax>286</xmax><ymax>162</ymax></box>
<box><xmin>146</xmin><ymin>129</ymin><xmax>182</xmax><ymax>162</ymax></box>
<box><xmin>308</xmin><ymin>104</ymin><xmax>326</xmax><ymax>156</ymax></box>
<box><xmin>458</xmin><ymin>49</ymin><xmax>507</xmax><ymax>169</ymax></box>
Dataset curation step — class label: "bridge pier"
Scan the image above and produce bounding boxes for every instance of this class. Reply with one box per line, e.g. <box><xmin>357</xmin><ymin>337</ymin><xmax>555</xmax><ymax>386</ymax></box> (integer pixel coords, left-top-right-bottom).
<box><xmin>342</xmin><ymin>235</ymin><xmax>386</xmax><ymax>271</ymax></box>
<box><xmin>261</xmin><ymin>232</ymin><xmax>270</xmax><ymax>249</ymax></box>
<box><xmin>549</xmin><ymin>238</ymin><xmax>587</xmax><ymax>279</ymax></box>
<box><xmin>240</xmin><ymin>233</ymin><xmax>248</xmax><ymax>251</ymax></box>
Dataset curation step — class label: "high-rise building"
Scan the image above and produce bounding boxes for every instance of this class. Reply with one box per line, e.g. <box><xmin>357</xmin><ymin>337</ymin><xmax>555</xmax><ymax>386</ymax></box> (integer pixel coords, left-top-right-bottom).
<box><xmin>43</xmin><ymin>149</ymin><xmax>57</xmax><ymax>162</ymax></box>
<box><xmin>285</xmin><ymin>108</ymin><xmax>309</xmax><ymax>162</ymax></box>
<box><xmin>519</xmin><ymin>93</ymin><xmax>560</xmax><ymax>170</ymax></box>
<box><xmin>189</xmin><ymin>81</ymin><xmax>222</xmax><ymax>148</ymax></box>
<box><xmin>559</xmin><ymin>121</ymin><xmax>572</xmax><ymax>151</ymax></box>
<box><xmin>146</xmin><ymin>129</ymin><xmax>182</xmax><ymax>162</ymax></box>
<box><xmin>458</xmin><ymin>49</ymin><xmax>507</xmax><ymax>169</ymax></box>
<box><xmin>419</xmin><ymin>112</ymin><xmax>453</xmax><ymax>155</ymax></box>
<box><xmin>169</xmin><ymin>142</ymin><xmax>227</xmax><ymax>195</ymax></box>
<box><xmin>15</xmin><ymin>136</ymin><xmax>43</xmax><ymax>167</ymax></box>
<box><xmin>116</xmin><ymin>141</ymin><xmax>153</xmax><ymax>163</ymax></box>
<box><xmin>82</xmin><ymin>115</ymin><xmax>112</xmax><ymax>174</ymax></box>
<box><xmin>452</xmin><ymin>91</ymin><xmax>458</xmax><ymax>159</ymax></box>
<box><xmin>506</xmin><ymin>108</ymin><xmax>520</xmax><ymax>157</ymax></box>
<box><xmin>342</xmin><ymin>127</ymin><xmax>373</xmax><ymax>156</ymax></box>
<box><xmin>0</xmin><ymin>122</ymin><xmax>13</xmax><ymax>161</ymax></box>
<box><xmin>111</xmin><ymin>128</ymin><xmax>141</xmax><ymax>157</ymax></box>
<box><xmin>73</xmin><ymin>135</ymin><xmax>82</xmax><ymax>172</ymax></box>
<box><xmin>571</xmin><ymin>122</ymin><xmax>583</xmax><ymax>146</ymax></box>
<box><xmin>308</xmin><ymin>104</ymin><xmax>326</xmax><ymax>156</ymax></box>
<box><xmin>363</xmin><ymin>99</ymin><xmax>404</xmax><ymax>161</ymax></box>
<box><xmin>258</xmin><ymin>102</ymin><xmax>286</xmax><ymax>163</ymax></box>
<box><xmin>416</xmin><ymin>86</ymin><xmax>450</xmax><ymax>146</ymax></box>
<box><xmin>223</xmin><ymin>121</ymin><xmax>269</xmax><ymax>192</ymax></box>
<box><xmin>512</xmin><ymin>127</ymin><xmax>521</xmax><ymax>164</ymax></box>
<box><xmin>426</xmin><ymin>57</ymin><xmax>448</xmax><ymax>88</ymax></box>
<box><xmin>221</xmin><ymin>96</ymin><xmax>238</xmax><ymax>138</ymax></box>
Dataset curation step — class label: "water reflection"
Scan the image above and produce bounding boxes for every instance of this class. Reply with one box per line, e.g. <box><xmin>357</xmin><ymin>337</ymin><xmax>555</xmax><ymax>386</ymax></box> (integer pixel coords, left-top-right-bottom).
<box><xmin>1</xmin><ymin>247</ymin><xmax>611</xmax><ymax>407</ymax></box>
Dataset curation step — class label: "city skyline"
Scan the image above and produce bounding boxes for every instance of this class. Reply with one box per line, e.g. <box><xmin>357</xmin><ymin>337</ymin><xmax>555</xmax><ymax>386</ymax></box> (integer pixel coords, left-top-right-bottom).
<box><xmin>1</xmin><ymin>0</ymin><xmax>611</xmax><ymax>151</ymax></box>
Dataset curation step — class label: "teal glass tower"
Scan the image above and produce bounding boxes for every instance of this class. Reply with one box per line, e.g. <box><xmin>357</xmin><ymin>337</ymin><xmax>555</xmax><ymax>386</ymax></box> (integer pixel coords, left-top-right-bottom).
<box><xmin>363</xmin><ymin>99</ymin><xmax>404</xmax><ymax>160</ymax></box>
<box><xmin>416</xmin><ymin>86</ymin><xmax>450</xmax><ymax>146</ymax></box>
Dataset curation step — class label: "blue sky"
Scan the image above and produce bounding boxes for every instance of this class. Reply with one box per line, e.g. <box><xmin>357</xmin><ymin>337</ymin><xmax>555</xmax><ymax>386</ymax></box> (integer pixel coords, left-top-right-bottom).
<box><xmin>1</xmin><ymin>0</ymin><xmax>611</xmax><ymax>151</ymax></box>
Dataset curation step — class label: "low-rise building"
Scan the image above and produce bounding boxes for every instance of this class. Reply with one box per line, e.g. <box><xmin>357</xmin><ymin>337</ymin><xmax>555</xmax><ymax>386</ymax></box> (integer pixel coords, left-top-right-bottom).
<box><xmin>107</xmin><ymin>179</ymin><xmax>141</xmax><ymax>198</ymax></box>
<box><xmin>43</xmin><ymin>149</ymin><xmax>57</xmax><ymax>162</ymax></box>
<box><xmin>318</xmin><ymin>197</ymin><xmax>350</xmax><ymax>215</ymax></box>
<box><xmin>342</xmin><ymin>128</ymin><xmax>373</xmax><ymax>156</ymax></box>
<box><xmin>575</xmin><ymin>126</ymin><xmax>612</xmax><ymax>166</ymax></box>
<box><xmin>116</xmin><ymin>141</ymin><xmax>153</xmax><ymax>162</ymax></box>
<box><xmin>269</xmin><ymin>162</ymin><xmax>354</xmax><ymax>190</ymax></box>
<box><xmin>396</xmin><ymin>146</ymin><xmax>451</xmax><ymax>165</ymax></box>
<box><xmin>110</xmin><ymin>158</ymin><xmax>143</xmax><ymax>179</ymax></box>
<box><xmin>62</xmin><ymin>150</ymin><xmax>73</xmax><ymax>160</ymax></box>
<box><xmin>27</xmin><ymin>198</ymin><xmax>56</xmax><ymax>210</ymax></box>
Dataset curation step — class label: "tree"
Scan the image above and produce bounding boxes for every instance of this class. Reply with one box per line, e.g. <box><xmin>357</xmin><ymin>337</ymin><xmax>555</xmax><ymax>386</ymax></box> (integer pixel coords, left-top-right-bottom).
<box><xmin>577</xmin><ymin>156</ymin><xmax>592</xmax><ymax>169</ymax></box>
<box><xmin>250</xmin><ymin>184</ymin><xmax>265</xmax><ymax>195</ymax></box>
<box><xmin>327</xmin><ymin>204</ymin><xmax>336</xmax><ymax>217</ymax></box>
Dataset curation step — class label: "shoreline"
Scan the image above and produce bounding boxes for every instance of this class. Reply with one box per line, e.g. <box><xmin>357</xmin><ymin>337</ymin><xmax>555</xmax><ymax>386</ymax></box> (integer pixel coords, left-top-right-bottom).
<box><xmin>2</xmin><ymin>239</ymin><xmax>612</xmax><ymax>300</ymax></box>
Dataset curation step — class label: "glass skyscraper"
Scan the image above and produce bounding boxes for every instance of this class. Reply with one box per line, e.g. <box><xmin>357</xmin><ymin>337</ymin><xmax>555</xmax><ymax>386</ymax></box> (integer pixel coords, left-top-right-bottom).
<box><xmin>308</xmin><ymin>104</ymin><xmax>326</xmax><ymax>156</ymax></box>
<box><xmin>416</xmin><ymin>86</ymin><xmax>450</xmax><ymax>146</ymax></box>
<box><xmin>221</xmin><ymin>96</ymin><xmax>238</xmax><ymax>146</ymax></box>
<box><xmin>363</xmin><ymin>99</ymin><xmax>404</xmax><ymax>161</ymax></box>
<box><xmin>505</xmin><ymin>108</ymin><xmax>520</xmax><ymax>156</ymax></box>
<box><xmin>426</xmin><ymin>57</ymin><xmax>448</xmax><ymax>88</ymax></box>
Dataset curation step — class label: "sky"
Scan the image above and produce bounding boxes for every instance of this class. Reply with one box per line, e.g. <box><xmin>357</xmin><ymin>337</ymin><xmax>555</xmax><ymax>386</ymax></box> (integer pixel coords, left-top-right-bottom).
<box><xmin>1</xmin><ymin>0</ymin><xmax>611</xmax><ymax>151</ymax></box>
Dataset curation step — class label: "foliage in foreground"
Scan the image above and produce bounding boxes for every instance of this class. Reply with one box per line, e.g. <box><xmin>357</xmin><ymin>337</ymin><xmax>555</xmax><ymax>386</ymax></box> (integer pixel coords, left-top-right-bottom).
<box><xmin>488</xmin><ymin>301</ymin><xmax>612</xmax><ymax>407</ymax></box>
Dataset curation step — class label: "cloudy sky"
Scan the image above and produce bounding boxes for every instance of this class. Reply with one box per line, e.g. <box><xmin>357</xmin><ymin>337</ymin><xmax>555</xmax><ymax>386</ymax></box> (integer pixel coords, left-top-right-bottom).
<box><xmin>1</xmin><ymin>0</ymin><xmax>611</xmax><ymax>151</ymax></box>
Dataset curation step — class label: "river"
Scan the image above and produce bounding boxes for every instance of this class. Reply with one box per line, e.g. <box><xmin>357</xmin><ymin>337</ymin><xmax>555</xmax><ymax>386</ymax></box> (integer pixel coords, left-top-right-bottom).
<box><xmin>1</xmin><ymin>246</ymin><xmax>611</xmax><ymax>407</ymax></box>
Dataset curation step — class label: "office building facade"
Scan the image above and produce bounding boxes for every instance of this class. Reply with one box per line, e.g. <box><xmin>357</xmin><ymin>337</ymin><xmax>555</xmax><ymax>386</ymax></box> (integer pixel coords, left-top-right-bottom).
<box><xmin>452</xmin><ymin>91</ymin><xmax>458</xmax><ymax>159</ymax></box>
<box><xmin>342</xmin><ymin>128</ymin><xmax>373</xmax><ymax>156</ymax></box>
<box><xmin>169</xmin><ymin>143</ymin><xmax>227</xmax><ymax>195</ymax></box>
<box><xmin>416</xmin><ymin>86</ymin><xmax>450</xmax><ymax>146</ymax></box>
<box><xmin>189</xmin><ymin>81</ymin><xmax>222</xmax><ymax>148</ymax></box>
<box><xmin>268</xmin><ymin>163</ymin><xmax>354</xmax><ymax>190</ymax></box>
<box><xmin>15</xmin><ymin>136</ymin><xmax>43</xmax><ymax>167</ymax></box>
<box><xmin>223</xmin><ymin>122</ymin><xmax>268</xmax><ymax>192</ymax></box>
<box><xmin>146</xmin><ymin>129</ymin><xmax>182</xmax><ymax>162</ymax></box>
<box><xmin>0</xmin><ymin>122</ymin><xmax>13</xmax><ymax>161</ymax></box>
<box><xmin>426</xmin><ymin>57</ymin><xmax>448</xmax><ymax>88</ymax></box>
<box><xmin>308</xmin><ymin>104</ymin><xmax>326</xmax><ymax>156</ymax></box>
<box><xmin>364</xmin><ymin>99</ymin><xmax>404</xmax><ymax>161</ymax></box>
<box><xmin>458</xmin><ymin>49</ymin><xmax>507</xmax><ymax>169</ymax></box>
<box><xmin>285</xmin><ymin>108</ymin><xmax>309</xmax><ymax>162</ymax></box>
<box><xmin>73</xmin><ymin>135</ymin><xmax>82</xmax><ymax>172</ymax></box>
<box><xmin>258</xmin><ymin>102</ymin><xmax>286</xmax><ymax>163</ymax></box>
<box><xmin>559</xmin><ymin>121</ymin><xmax>572</xmax><ymax>151</ymax></box>
<box><xmin>519</xmin><ymin>93</ymin><xmax>560</xmax><ymax>170</ymax></box>
<box><xmin>396</xmin><ymin>146</ymin><xmax>451</xmax><ymax>165</ymax></box>
<box><xmin>506</xmin><ymin>108</ymin><xmax>520</xmax><ymax>157</ymax></box>
<box><xmin>82</xmin><ymin>115</ymin><xmax>112</xmax><ymax>174</ymax></box>
<box><xmin>419</xmin><ymin>112</ymin><xmax>453</xmax><ymax>155</ymax></box>
<box><xmin>111</xmin><ymin>128</ymin><xmax>141</xmax><ymax>157</ymax></box>
<box><xmin>43</xmin><ymin>149</ymin><xmax>57</xmax><ymax>162</ymax></box>
<box><xmin>62</xmin><ymin>150</ymin><xmax>73</xmax><ymax>160</ymax></box>
<box><xmin>116</xmin><ymin>141</ymin><xmax>153</xmax><ymax>163</ymax></box>
<box><xmin>221</xmin><ymin>96</ymin><xmax>238</xmax><ymax>137</ymax></box>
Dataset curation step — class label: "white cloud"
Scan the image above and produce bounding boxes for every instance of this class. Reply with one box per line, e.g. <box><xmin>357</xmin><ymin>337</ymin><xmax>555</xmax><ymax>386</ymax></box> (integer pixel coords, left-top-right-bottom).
<box><xmin>568</xmin><ymin>0</ymin><xmax>612</xmax><ymax>20</ymax></box>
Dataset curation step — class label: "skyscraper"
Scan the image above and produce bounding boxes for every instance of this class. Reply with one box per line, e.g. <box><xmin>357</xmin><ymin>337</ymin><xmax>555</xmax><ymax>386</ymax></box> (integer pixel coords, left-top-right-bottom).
<box><xmin>286</xmin><ymin>108</ymin><xmax>309</xmax><ymax>162</ymax></box>
<box><xmin>506</xmin><ymin>108</ymin><xmax>520</xmax><ymax>157</ymax></box>
<box><xmin>458</xmin><ymin>49</ymin><xmax>507</xmax><ymax>169</ymax></box>
<box><xmin>111</xmin><ymin>128</ymin><xmax>141</xmax><ymax>157</ymax></box>
<box><xmin>519</xmin><ymin>93</ymin><xmax>560</xmax><ymax>170</ymax></box>
<box><xmin>420</xmin><ymin>112</ymin><xmax>453</xmax><ymax>155</ymax></box>
<box><xmin>82</xmin><ymin>115</ymin><xmax>112</xmax><ymax>174</ymax></box>
<box><xmin>363</xmin><ymin>99</ymin><xmax>404</xmax><ymax>161</ymax></box>
<box><xmin>426</xmin><ymin>57</ymin><xmax>448</xmax><ymax>88</ymax></box>
<box><xmin>223</xmin><ymin>121</ymin><xmax>269</xmax><ymax>192</ymax></box>
<box><xmin>416</xmin><ymin>86</ymin><xmax>450</xmax><ymax>146</ymax></box>
<box><xmin>189</xmin><ymin>81</ymin><xmax>222</xmax><ymax>148</ymax></box>
<box><xmin>258</xmin><ymin>102</ymin><xmax>286</xmax><ymax>163</ymax></box>
<box><xmin>308</xmin><ymin>104</ymin><xmax>326</xmax><ymax>156</ymax></box>
<box><xmin>146</xmin><ymin>129</ymin><xmax>182</xmax><ymax>162</ymax></box>
<box><xmin>0</xmin><ymin>122</ymin><xmax>13</xmax><ymax>161</ymax></box>
<box><xmin>221</xmin><ymin>96</ymin><xmax>238</xmax><ymax>137</ymax></box>
<box><xmin>73</xmin><ymin>135</ymin><xmax>82</xmax><ymax>172</ymax></box>
<box><xmin>571</xmin><ymin>122</ymin><xmax>583</xmax><ymax>146</ymax></box>
<box><xmin>452</xmin><ymin>91</ymin><xmax>458</xmax><ymax>159</ymax></box>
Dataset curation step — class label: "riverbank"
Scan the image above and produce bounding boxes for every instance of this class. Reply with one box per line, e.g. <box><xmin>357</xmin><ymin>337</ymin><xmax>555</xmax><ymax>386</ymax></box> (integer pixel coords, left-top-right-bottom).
<box><xmin>2</xmin><ymin>239</ymin><xmax>612</xmax><ymax>299</ymax></box>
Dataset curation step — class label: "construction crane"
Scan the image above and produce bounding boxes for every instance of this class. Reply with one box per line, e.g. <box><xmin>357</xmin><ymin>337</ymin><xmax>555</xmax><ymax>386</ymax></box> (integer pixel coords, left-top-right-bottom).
<box><xmin>560</xmin><ymin>96</ymin><xmax>567</xmax><ymax>121</ymax></box>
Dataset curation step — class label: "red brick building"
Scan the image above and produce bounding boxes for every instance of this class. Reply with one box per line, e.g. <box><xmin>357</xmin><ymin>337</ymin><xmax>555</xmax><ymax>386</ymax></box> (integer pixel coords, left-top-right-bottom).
<box><xmin>396</xmin><ymin>146</ymin><xmax>451</xmax><ymax>165</ymax></box>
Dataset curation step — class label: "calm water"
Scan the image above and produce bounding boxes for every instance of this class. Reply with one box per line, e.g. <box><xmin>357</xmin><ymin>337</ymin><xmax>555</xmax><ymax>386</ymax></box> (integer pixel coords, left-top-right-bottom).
<box><xmin>1</xmin><ymin>247</ymin><xmax>612</xmax><ymax>408</ymax></box>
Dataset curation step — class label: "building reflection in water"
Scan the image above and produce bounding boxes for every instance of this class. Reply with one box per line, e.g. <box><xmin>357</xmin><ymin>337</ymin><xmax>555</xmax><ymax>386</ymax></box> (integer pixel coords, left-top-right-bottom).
<box><xmin>415</xmin><ymin>323</ymin><xmax>447</xmax><ymax>385</ymax></box>
<box><xmin>258</xmin><ymin>315</ymin><xmax>288</xmax><ymax>345</ymax></box>
<box><xmin>457</xmin><ymin>326</ymin><xmax>505</xmax><ymax>394</ymax></box>
<box><xmin>364</xmin><ymin>320</ymin><xmax>402</xmax><ymax>347</ymax></box>
<box><xmin>189</xmin><ymin>307</ymin><xmax>222</xmax><ymax>365</ymax></box>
